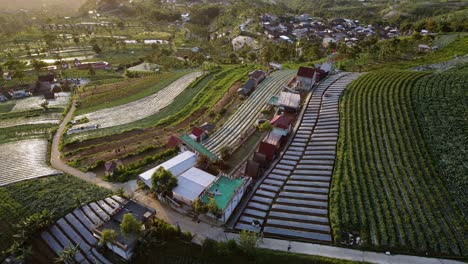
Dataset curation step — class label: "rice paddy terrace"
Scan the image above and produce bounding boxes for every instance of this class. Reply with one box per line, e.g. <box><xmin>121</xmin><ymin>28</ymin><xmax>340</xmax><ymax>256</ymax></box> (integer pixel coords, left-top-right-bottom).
<box><xmin>0</xmin><ymin>139</ymin><xmax>61</xmax><ymax>186</ymax></box>
<box><xmin>202</xmin><ymin>70</ymin><xmax>295</xmax><ymax>155</ymax></box>
<box><xmin>71</xmin><ymin>72</ymin><xmax>203</xmax><ymax>131</ymax></box>
<box><xmin>39</xmin><ymin>195</ymin><xmax>129</xmax><ymax>264</ymax></box>
<box><xmin>330</xmin><ymin>70</ymin><xmax>467</xmax><ymax>256</ymax></box>
<box><xmin>234</xmin><ymin>72</ymin><xmax>361</xmax><ymax>243</ymax></box>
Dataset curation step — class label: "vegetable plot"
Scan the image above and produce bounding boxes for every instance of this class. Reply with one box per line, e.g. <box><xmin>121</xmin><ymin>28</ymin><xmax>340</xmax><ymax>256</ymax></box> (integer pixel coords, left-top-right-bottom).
<box><xmin>71</xmin><ymin>72</ymin><xmax>203</xmax><ymax>131</ymax></box>
<box><xmin>330</xmin><ymin>70</ymin><xmax>467</xmax><ymax>256</ymax></box>
<box><xmin>412</xmin><ymin>71</ymin><xmax>468</xmax><ymax>216</ymax></box>
<box><xmin>0</xmin><ymin>139</ymin><xmax>61</xmax><ymax>186</ymax></box>
<box><xmin>203</xmin><ymin>70</ymin><xmax>295</xmax><ymax>155</ymax></box>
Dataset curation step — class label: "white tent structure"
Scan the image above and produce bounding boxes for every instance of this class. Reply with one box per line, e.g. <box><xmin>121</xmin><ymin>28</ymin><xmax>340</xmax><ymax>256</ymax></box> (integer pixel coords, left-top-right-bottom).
<box><xmin>139</xmin><ymin>151</ymin><xmax>197</xmax><ymax>188</ymax></box>
<box><xmin>172</xmin><ymin>167</ymin><xmax>216</xmax><ymax>205</ymax></box>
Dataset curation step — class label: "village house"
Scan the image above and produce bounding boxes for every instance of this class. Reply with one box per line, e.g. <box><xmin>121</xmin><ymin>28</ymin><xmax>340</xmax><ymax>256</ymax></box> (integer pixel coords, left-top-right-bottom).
<box><xmin>200</xmin><ymin>176</ymin><xmax>251</xmax><ymax>223</ymax></box>
<box><xmin>278</xmin><ymin>91</ymin><xmax>301</xmax><ymax>113</ymax></box>
<box><xmin>138</xmin><ymin>151</ymin><xmax>219</xmax><ymax>206</ymax></box>
<box><xmin>270</xmin><ymin>114</ymin><xmax>293</xmax><ymax>136</ymax></box>
<box><xmin>296</xmin><ymin>66</ymin><xmax>317</xmax><ymax>91</ymax></box>
<box><xmin>139</xmin><ymin>151</ymin><xmax>198</xmax><ymax>188</ymax></box>
<box><xmin>9</xmin><ymin>90</ymin><xmax>31</xmax><ymax>99</ymax></box>
<box><xmin>93</xmin><ymin>200</ymin><xmax>156</xmax><ymax>260</ymax></box>
<box><xmin>179</xmin><ymin>134</ymin><xmax>218</xmax><ymax>161</ymax></box>
<box><xmin>104</xmin><ymin>159</ymin><xmax>123</xmax><ymax>177</ymax></box>
<box><xmin>248</xmin><ymin>70</ymin><xmax>266</xmax><ymax>85</ymax></box>
<box><xmin>258</xmin><ymin>131</ymin><xmax>283</xmax><ymax>161</ymax></box>
<box><xmin>172</xmin><ymin>167</ymin><xmax>217</xmax><ymax>205</ymax></box>
<box><xmin>190</xmin><ymin>127</ymin><xmax>208</xmax><ymax>142</ymax></box>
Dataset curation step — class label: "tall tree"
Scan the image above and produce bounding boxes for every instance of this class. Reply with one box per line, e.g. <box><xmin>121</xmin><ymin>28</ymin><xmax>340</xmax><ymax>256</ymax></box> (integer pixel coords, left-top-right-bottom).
<box><xmin>151</xmin><ymin>167</ymin><xmax>178</xmax><ymax>196</ymax></box>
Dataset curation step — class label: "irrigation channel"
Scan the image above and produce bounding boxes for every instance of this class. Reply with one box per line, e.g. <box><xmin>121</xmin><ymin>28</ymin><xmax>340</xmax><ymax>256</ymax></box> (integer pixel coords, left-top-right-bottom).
<box><xmin>71</xmin><ymin>72</ymin><xmax>203</xmax><ymax>132</ymax></box>
<box><xmin>233</xmin><ymin>72</ymin><xmax>362</xmax><ymax>243</ymax></box>
<box><xmin>40</xmin><ymin>196</ymin><xmax>129</xmax><ymax>264</ymax></box>
<box><xmin>202</xmin><ymin>70</ymin><xmax>296</xmax><ymax>155</ymax></box>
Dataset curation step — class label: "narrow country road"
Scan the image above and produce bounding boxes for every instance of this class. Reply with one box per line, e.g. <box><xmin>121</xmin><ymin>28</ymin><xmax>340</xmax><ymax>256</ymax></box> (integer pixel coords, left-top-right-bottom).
<box><xmin>50</xmin><ymin>100</ymin><xmax>138</xmax><ymax>194</ymax></box>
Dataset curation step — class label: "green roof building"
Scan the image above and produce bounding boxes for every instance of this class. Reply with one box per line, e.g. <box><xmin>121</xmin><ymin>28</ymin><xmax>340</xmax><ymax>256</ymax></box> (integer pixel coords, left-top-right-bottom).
<box><xmin>201</xmin><ymin>176</ymin><xmax>251</xmax><ymax>223</ymax></box>
<box><xmin>179</xmin><ymin>134</ymin><xmax>218</xmax><ymax>162</ymax></box>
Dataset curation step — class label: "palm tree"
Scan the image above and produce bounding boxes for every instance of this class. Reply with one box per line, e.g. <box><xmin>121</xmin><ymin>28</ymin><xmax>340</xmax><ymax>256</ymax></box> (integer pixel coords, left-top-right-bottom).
<box><xmin>55</xmin><ymin>244</ymin><xmax>80</xmax><ymax>264</ymax></box>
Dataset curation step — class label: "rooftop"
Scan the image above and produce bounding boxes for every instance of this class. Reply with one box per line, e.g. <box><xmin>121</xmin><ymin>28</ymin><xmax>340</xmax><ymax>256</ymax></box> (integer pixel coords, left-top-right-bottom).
<box><xmin>181</xmin><ymin>134</ymin><xmax>217</xmax><ymax>161</ymax></box>
<box><xmin>173</xmin><ymin>167</ymin><xmax>217</xmax><ymax>202</ymax></box>
<box><xmin>139</xmin><ymin>151</ymin><xmax>197</xmax><ymax>187</ymax></box>
<box><xmin>201</xmin><ymin>176</ymin><xmax>244</xmax><ymax>210</ymax></box>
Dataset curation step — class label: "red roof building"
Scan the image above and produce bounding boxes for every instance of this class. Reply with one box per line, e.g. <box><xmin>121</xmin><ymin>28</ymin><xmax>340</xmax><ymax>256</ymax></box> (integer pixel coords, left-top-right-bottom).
<box><xmin>190</xmin><ymin>127</ymin><xmax>207</xmax><ymax>142</ymax></box>
<box><xmin>270</xmin><ymin>114</ymin><xmax>293</xmax><ymax>129</ymax></box>
<box><xmin>167</xmin><ymin>135</ymin><xmax>181</xmax><ymax>148</ymax></box>
<box><xmin>297</xmin><ymin>66</ymin><xmax>315</xmax><ymax>78</ymax></box>
<box><xmin>296</xmin><ymin>66</ymin><xmax>317</xmax><ymax>91</ymax></box>
<box><xmin>258</xmin><ymin>142</ymin><xmax>277</xmax><ymax>161</ymax></box>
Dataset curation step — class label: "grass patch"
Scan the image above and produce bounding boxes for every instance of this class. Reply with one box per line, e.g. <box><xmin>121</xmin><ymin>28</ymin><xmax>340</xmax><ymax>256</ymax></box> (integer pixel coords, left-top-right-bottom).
<box><xmin>0</xmin><ymin>108</ymin><xmax>62</xmax><ymax>120</ymax></box>
<box><xmin>75</xmin><ymin>70</ymin><xmax>190</xmax><ymax>115</ymax></box>
<box><xmin>0</xmin><ymin>123</ymin><xmax>56</xmax><ymax>144</ymax></box>
<box><xmin>0</xmin><ymin>174</ymin><xmax>112</xmax><ymax>254</ymax></box>
<box><xmin>0</xmin><ymin>102</ymin><xmax>15</xmax><ymax>114</ymax></box>
<box><xmin>226</xmin><ymin>130</ymin><xmax>263</xmax><ymax>174</ymax></box>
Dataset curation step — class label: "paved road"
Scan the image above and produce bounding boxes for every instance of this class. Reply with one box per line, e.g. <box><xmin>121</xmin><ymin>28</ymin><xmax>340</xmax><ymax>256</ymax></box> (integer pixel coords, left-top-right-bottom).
<box><xmin>50</xmin><ymin>100</ymin><xmax>137</xmax><ymax>194</ymax></box>
<box><xmin>224</xmin><ymin>234</ymin><xmax>464</xmax><ymax>264</ymax></box>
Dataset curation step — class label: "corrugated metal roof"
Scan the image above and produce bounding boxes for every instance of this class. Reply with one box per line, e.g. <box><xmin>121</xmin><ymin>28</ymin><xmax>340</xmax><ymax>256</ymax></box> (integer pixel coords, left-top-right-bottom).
<box><xmin>172</xmin><ymin>167</ymin><xmax>216</xmax><ymax>202</ymax></box>
<box><xmin>181</xmin><ymin>134</ymin><xmax>218</xmax><ymax>161</ymax></box>
<box><xmin>278</xmin><ymin>91</ymin><xmax>301</xmax><ymax>109</ymax></box>
<box><xmin>139</xmin><ymin>151</ymin><xmax>197</xmax><ymax>187</ymax></box>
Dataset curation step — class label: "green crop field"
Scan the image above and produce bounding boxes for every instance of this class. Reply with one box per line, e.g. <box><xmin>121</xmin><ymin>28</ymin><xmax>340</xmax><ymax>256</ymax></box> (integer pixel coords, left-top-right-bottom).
<box><xmin>65</xmin><ymin>65</ymin><xmax>255</xmax><ymax>143</ymax></box>
<box><xmin>330</xmin><ymin>70</ymin><xmax>467</xmax><ymax>257</ymax></box>
<box><xmin>412</xmin><ymin>70</ymin><xmax>468</xmax><ymax>215</ymax></box>
<box><xmin>76</xmin><ymin>70</ymin><xmax>190</xmax><ymax>115</ymax></box>
<box><xmin>0</xmin><ymin>175</ymin><xmax>112</xmax><ymax>255</ymax></box>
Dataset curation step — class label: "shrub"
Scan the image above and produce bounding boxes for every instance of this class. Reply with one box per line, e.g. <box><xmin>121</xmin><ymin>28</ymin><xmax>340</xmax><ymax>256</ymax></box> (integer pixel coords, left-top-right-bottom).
<box><xmin>120</xmin><ymin>213</ymin><xmax>142</xmax><ymax>237</ymax></box>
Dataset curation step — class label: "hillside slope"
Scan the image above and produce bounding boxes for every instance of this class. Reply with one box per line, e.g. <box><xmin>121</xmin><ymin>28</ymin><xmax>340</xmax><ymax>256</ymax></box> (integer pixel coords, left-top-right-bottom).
<box><xmin>412</xmin><ymin>69</ymin><xmax>468</xmax><ymax>216</ymax></box>
<box><xmin>330</xmin><ymin>70</ymin><xmax>467</xmax><ymax>256</ymax></box>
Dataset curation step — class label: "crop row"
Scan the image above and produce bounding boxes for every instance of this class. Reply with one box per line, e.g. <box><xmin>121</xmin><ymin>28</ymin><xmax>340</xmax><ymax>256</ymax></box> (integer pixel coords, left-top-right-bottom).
<box><xmin>203</xmin><ymin>70</ymin><xmax>296</xmax><ymax>154</ymax></box>
<box><xmin>330</xmin><ymin>70</ymin><xmax>466</xmax><ymax>256</ymax></box>
<box><xmin>411</xmin><ymin>72</ymin><xmax>467</xmax><ymax>218</ymax></box>
<box><xmin>72</xmin><ymin>72</ymin><xmax>203</xmax><ymax>131</ymax></box>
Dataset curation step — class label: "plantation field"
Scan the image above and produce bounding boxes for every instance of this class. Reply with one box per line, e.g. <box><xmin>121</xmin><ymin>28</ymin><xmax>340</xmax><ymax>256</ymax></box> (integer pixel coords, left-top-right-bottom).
<box><xmin>11</xmin><ymin>93</ymin><xmax>71</xmax><ymax>112</ymax></box>
<box><xmin>203</xmin><ymin>70</ymin><xmax>295</xmax><ymax>155</ymax></box>
<box><xmin>0</xmin><ymin>123</ymin><xmax>57</xmax><ymax>144</ymax></box>
<box><xmin>71</xmin><ymin>71</ymin><xmax>203</xmax><ymax>131</ymax></box>
<box><xmin>412</xmin><ymin>70</ymin><xmax>468</xmax><ymax>215</ymax></box>
<box><xmin>75</xmin><ymin>70</ymin><xmax>190</xmax><ymax>115</ymax></box>
<box><xmin>65</xmin><ymin>65</ymin><xmax>254</xmax><ymax>143</ymax></box>
<box><xmin>330</xmin><ymin>70</ymin><xmax>467</xmax><ymax>256</ymax></box>
<box><xmin>0</xmin><ymin>112</ymin><xmax>62</xmax><ymax>128</ymax></box>
<box><xmin>0</xmin><ymin>139</ymin><xmax>61</xmax><ymax>186</ymax></box>
<box><xmin>62</xmin><ymin>65</ymin><xmax>254</xmax><ymax>170</ymax></box>
<box><xmin>0</xmin><ymin>175</ymin><xmax>112</xmax><ymax>255</ymax></box>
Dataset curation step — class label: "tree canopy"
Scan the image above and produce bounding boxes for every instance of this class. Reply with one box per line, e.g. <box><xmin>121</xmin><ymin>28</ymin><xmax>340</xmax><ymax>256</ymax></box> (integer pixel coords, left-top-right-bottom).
<box><xmin>151</xmin><ymin>167</ymin><xmax>178</xmax><ymax>196</ymax></box>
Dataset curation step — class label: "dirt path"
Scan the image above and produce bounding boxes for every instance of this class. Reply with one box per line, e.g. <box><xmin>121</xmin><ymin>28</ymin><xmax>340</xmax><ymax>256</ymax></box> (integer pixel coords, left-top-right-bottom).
<box><xmin>50</xmin><ymin>100</ymin><xmax>137</xmax><ymax>194</ymax></box>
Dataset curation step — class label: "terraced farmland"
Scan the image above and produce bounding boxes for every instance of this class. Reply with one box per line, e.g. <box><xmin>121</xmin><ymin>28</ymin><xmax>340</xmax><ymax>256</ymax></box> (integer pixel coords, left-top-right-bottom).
<box><xmin>11</xmin><ymin>92</ymin><xmax>71</xmax><ymax>112</ymax></box>
<box><xmin>330</xmin><ymin>70</ymin><xmax>467</xmax><ymax>256</ymax></box>
<box><xmin>202</xmin><ymin>70</ymin><xmax>295</xmax><ymax>155</ymax></box>
<box><xmin>40</xmin><ymin>195</ymin><xmax>129</xmax><ymax>264</ymax></box>
<box><xmin>234</xmin><ymin>73</ymin><xmax>361</xmax><ymax>243</ymax></box>
<box><xmin>0</xmin><ymin>139</ymin><xmax>61</xmax><ymax>186</ymax></box>
<box><xmin>0</xmin><ymin>112</ymin><xmax>62</xmax><ymax>129</ymax></box>
<box><xmin>71</xmin><ymin>72</ymin><xmax>203</xmax><ymax>131</ymax></box>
